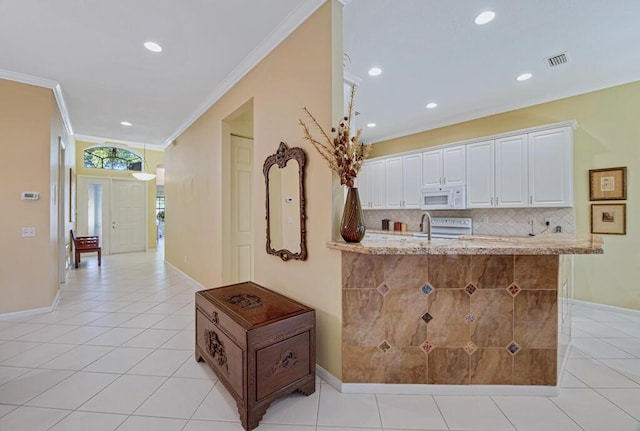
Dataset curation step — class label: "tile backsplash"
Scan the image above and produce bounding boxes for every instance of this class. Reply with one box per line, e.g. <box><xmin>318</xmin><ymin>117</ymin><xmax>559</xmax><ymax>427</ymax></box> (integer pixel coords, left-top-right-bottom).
<box><xmin>364</xmin><ymin>207</ymin><xmax>575</xmax><ymax>236</ymax></box>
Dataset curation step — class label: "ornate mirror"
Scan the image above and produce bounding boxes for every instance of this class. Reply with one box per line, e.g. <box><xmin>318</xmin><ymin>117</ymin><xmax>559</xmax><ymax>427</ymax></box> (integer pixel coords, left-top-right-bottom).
<box><xmin>264</xmin><ymin>142</ymin><xmax>307</xmax><ymax>261</ymax></box>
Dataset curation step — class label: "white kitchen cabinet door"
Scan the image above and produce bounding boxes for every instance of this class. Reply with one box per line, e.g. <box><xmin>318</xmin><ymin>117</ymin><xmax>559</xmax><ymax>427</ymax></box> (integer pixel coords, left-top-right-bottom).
<box><xmin>402</xmin><ymin>153</ymin><xmax>422</xmax><ymax>208</ymax></box>
<box><xmin>529</xmin><ymin>127</ymin><xmax>573</xmax><ymax>207</ymax></box>
<box><xmin>422</xmin><ymin>146</ymin><xmax>465</xmax><ymax>187</ymax></box>
<box><xmin>443</xmin><ymin>145</ymin><xmax>466</xmax><ymax>185</ymax></box>
<box><xmin>466</xmin><ymin>140</ymin><xmax>495</xmax><ymax>208</ymax></box>
<box><xmin>422</xmin><ymin>149</ymin><xmax>443</xmax><ymax>188</ymax></box>
<box><xmin>495</xmin><ymin>134</ymin><xmax>529</xmax><ymax>207</ymax></box>
<box><xmin>356</xmin><ymin>162</ymin><xmax>371</xmax><ymax>209</ymax></box>
<box><xmin>385</xmin><ymin>156</ymin><xmax>403</xmax><ymax>209</ymax></box>
<box><xmin>370</xmin><ymin>159</ymin><xmax>387</xmax><ymax>209</ymax></box>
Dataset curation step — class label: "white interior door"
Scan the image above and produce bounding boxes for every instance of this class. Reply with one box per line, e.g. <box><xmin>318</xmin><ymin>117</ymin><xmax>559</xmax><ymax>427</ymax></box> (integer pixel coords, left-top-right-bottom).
<box><xmin>111</xmin><ymin>179</ymin><xmax>146</xmax><ymax>254</ymax></box>
<box><xmin>77</xmin><ymin>177</ymin><xmax>111</xmax><ymax>254</ymax></box>
<box><xmin>230</xmin><ymin>135</ymin><xmax>253</xmax><ymax>282</ymax></box>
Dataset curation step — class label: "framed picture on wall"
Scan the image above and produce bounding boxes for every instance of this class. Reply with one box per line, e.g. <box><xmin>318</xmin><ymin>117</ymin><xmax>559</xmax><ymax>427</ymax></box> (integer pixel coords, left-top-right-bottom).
<box><xmin>591</xmin><ymin>203</ymin><xmax>626</xmax><ymax>235</ymax></box>
<box><xmin>589</xmin><ymin>166</ymin><xmax>627</xmax><ymax>200</ymax></box>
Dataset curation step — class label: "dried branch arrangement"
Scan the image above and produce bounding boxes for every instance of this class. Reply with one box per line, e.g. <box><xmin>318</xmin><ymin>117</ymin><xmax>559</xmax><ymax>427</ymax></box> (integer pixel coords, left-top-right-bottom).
<box><xmin>299</xmin><ymin>84</ymin><xmax>372</xmax><ymax>188</ymax></box>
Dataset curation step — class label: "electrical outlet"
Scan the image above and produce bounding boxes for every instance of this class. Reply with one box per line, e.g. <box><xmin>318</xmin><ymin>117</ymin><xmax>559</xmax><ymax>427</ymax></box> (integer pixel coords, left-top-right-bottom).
<box><xmin>482</xmin><ymin>216</ymin><xmax>489</xmax><ymax>223</ymax></box>
<box><xmin>184</xmin><ymin>255</ymin><xmax>188</xmax><ymax>263</ymax></box>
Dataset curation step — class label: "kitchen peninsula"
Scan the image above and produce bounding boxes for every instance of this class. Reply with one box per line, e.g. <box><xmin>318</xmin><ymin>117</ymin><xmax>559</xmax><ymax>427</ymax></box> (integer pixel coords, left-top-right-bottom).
<box><xmin>328</xmin><ymin>234</ymin><xmax>603</xmax><ymax>388</ymax></box>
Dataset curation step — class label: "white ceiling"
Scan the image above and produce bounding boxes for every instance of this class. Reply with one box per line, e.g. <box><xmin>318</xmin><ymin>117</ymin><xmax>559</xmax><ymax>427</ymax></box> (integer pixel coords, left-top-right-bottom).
<box><xmin>0</xmin><ymin>0</ymin><xmax>324</xmax><ymax>148</ymax></box>
<box><xmin>344</xmin><ymin>0</ymin><xmax>640</xmax><ymax>143</ymax></box>
<box><xmin>1</xmin><ymin>1</ymin><xmax>639</xmax><ymax>149</ymax></box>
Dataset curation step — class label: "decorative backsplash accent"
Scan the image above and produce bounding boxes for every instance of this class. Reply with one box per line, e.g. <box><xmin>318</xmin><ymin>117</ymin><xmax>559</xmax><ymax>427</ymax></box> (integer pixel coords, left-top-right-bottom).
<box><xmin>364</xmin><ymin>207</ymin><xmax>576</xmax><ymax>236</ymax></box>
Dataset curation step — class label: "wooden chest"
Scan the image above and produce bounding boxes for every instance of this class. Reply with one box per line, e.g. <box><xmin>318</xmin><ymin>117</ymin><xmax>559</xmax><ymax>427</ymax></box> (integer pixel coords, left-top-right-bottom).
<box><xmin>195</xmin><ymin>282</ymin><xmax>316</xmax><ymax>430</ymax></box>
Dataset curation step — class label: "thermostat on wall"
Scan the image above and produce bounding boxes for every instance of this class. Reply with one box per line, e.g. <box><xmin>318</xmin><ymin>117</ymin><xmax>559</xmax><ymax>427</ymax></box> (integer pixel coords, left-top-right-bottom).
<box><xmin>21</xmin><ymin>191</ymin><xmax>40</xmax><ymax>201</ymax></box>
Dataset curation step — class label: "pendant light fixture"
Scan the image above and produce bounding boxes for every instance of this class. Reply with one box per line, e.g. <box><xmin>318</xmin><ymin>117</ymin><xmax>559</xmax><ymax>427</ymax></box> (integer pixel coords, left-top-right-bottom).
<box><xmin>131</xmin><ymin>144</ymin><xmax>156</xmax><ymax>181</ymax></box>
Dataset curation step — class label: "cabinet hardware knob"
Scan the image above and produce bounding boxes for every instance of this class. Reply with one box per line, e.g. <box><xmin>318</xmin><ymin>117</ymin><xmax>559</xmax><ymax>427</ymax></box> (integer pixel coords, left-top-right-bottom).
<box><xmin>491</xmin><ymin>197</ymin><xmax>494</xmax><ymax>206</ymax></box>
<box><xmin>211</xmin><ymin>310</ymin><xmax>219</xmax><ymax>324</ymax></box>
<box><xmin>530</xmin><ymin>196</ymin><xmax>533</xmax><ymax>204</ymax></box>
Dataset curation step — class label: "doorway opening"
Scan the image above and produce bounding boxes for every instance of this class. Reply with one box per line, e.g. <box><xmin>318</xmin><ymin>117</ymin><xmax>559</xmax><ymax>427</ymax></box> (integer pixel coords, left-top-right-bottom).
<box><xmin>222</xmin><ymin>100</ymin><xmax>254</xmax><ymax>284</ymax></box>
<box><xmin>77</xmin><ymin>177</ymin><xmax>147</xmax><ymax>255</ymax></box>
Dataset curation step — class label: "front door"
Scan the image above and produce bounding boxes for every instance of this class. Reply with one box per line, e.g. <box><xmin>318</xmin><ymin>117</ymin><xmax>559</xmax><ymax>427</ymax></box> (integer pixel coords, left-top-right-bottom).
<box><xmin>77</xmin><ymin>177</ymin><xmax>146</xmax><ymax>255</ymax></box>
<box><xmin>110</xmin><ymin>179</ymin><xmax>146</xmax><ymax>254</ymax></box>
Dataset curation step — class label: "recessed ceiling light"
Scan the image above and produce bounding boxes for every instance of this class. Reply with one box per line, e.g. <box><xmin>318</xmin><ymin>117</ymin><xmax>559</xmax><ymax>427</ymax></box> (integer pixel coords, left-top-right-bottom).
<box><xmin>368</xmin><ymin>67</ymin><xmax>382</xmax><ymax>77</ymax></box>
<box><xmin>121</xmin><ymin>121</ymin><xmax>132</xmax><ymax>126</ymax></box>
<box><xmin>144</xmin><ymin>41</ymin><xmax>162</xmax><ymax>53</ymax></box>
<box><xmin>367</xmin><ymin>123</ymin><xmax>377</xmax><ymax>128</ymax></box>
<box><xmin>474</xmin><ymin>11</ymin><xmax>496</xmax><ymax>25</ymax></box>
<box><xmin>426</xmin><ymin>102</ymin><xmax>438</xmax><ymax>109</ymax></box>
<box><xmin>516</xmin><ymin>73</ymin><xmax>533</xmax><ymax>81</ymax></box>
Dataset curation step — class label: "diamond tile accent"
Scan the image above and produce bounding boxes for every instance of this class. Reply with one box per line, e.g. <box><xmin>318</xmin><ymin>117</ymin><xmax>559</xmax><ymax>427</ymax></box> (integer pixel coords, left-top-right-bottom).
<box><xmin>421</xmin><ymin>312</ymin><xmax>433</xmax><ymax>324</ymax></box>
<box><xmin>463</xmin><ymin>341</ymin><xmax>478</xmax><ymax>355</ymax></box>
<box><xmin>464</xmin><ymin>283</ymin><xmax>477</xmax><ymax>296</ymax></box>
<box><xmin>378</xmin><ymin>340</ymin><xmax>391</xmax><ymax>353</ymax></box>
<box><xmin>506</xmin><ymin>340</ymin><xmax>521</xmax><ymax>355</ymax></box>
<box><xmin>421</xmin><ymin>283</ymin><xmax>433</xmax><ymax>295</ymax></box>
<box><xmin>464</xmin><ymin>313</ymin><xmax>475</xmax><ymax>324</ymax></box>
<box><xmin>420</xmin><ymin>340</ymin><xmax>434</xmax><ymax>354</ymax></box>
<box><xmin>377</xmin><ymin>283</ymin><xmax>390</xmax><ymax>296</ymax></box>
<box><xmin>507</xmin><ymin>283</ymin><xmax>521</xmax><ymax>297</ymax></box>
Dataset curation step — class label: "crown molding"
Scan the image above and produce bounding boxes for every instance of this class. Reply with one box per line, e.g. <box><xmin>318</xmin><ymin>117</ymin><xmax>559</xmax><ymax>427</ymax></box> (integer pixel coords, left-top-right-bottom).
<box><xmin>0</xmin><ymin>68</ymin><xmax>57</xmax><ymax>88</ymax></box>
<box><xmin>162</xmin><ymin>0</ymin><xmax>326</xmax><ymax>148</ymax></box>
<box><xmin>0</xmin><ymin>68</ymin><xmax>75</xmax><ymax>137</ymax></box>
<box><xmin>75</xmin><ymin>134</ymin><xmax>163</xmax><ymax>151</ymax></box>
<box><xmin>53</xmin><ymin>84</ymin><xmax>74</xmax><ymax>136</ymax></box>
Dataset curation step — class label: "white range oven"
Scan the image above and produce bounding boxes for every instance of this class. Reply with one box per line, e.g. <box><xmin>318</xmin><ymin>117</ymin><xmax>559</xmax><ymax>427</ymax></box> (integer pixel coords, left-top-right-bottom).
<box><xmin>429</xmin><ymin>217</ymin><xmax>473</xmax><ymax>239</ymax></box>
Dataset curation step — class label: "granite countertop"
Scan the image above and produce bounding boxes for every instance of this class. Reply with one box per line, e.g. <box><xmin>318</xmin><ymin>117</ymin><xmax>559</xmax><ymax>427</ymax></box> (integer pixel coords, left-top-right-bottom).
<box><xmin>326</xmin><ymin>233</ymin><xmax>604</xmax><ymax>255</ymax></box>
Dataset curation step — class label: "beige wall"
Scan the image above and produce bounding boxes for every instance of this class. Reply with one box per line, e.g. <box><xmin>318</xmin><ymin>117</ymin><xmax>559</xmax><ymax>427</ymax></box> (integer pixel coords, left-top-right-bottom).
<box><xmin>0</xmin><ymin>79</ymin><xmax>71</xmax><ymax>314</ymax></box>
<box><xmin>372</xmin><ymin>81</ymin><xmax>640</xmax><ymax>310</ymax></box>
<box><xmin>75</xmin><ymin>141</ymin><xmax>164</xmax><ymax>250</ymax></box>
<box><xmin>166</xmin><ymin>1</ymin><xmax>344</xmax><ymax>376</ymax></box>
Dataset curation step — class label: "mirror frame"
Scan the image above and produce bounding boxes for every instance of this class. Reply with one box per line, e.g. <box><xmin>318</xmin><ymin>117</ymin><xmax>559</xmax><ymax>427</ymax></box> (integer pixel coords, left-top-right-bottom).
<box><xmin>263</xmin><ymin>142</ymin><xmax>307</xmax><ymax>261</ymax></box>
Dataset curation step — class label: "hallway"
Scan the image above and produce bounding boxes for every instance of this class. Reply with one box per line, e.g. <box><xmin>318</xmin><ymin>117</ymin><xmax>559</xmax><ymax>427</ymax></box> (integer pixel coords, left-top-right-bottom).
<box><xmin>0</xmin><ymin>250</ymin><xmax>639</xmax><ymax>430</ymax></box>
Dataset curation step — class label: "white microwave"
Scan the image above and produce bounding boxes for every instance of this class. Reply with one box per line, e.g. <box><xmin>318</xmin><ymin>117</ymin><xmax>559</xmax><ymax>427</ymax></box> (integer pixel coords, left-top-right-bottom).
<box><xmin>421</xmin><ymin>185</ymin><xmax>466</xmax><ymax>210</ymax></box>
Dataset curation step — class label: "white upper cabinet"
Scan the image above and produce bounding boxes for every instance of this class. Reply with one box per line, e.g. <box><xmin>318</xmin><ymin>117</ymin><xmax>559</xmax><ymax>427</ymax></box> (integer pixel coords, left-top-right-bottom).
<box><xmin>356</xmin><ymin>162</ymin><xmax>371</xmax><ymax>208</ymax></box>
<box><xmin>357</xmin><ymin>159</ymin><xmax>386</xmax><ymax>209</ymax></box>
<box><xmin>361</xmin><ymin>122</ymin><xmax>574</xmax><ymax>210</ymax></box>
<box><xmin>385</xmin><ymin>156</ymin><xmax>403</xmax><ymax>208</ymax></box>
<box><xmin>402</xmin><ymin>153</ymin><xmax>422</xmax><ymax>208</ymax></box>
<box><xmin>422</xmin><ymin>145</ymin><xmax>465</xmax><ymax>188</ymax></box>
<box><xmin>384</xmin><ymin>153</ymin><xmax>422</xmax><ymax>209</ymax></box>
<box><xmin>466</xmin><ymin>125</ymin><xmax>574</xmax><ymax>209</ymax></box>
<box><xmin>466</xmin><ymin>140</ymin><xmax>495</xmax><ymax>208</ymax></box>
<box><xmin>494</xmin><ymin>134</ymin><xmax>529</xmax><ymax>207</ymax></box>
<box><xmin>370</xmin><ymin>159</ymin><xmax>387</xmax><ymax>209</ymax></box>
<box><xmin>529</xmin><ymin>127</ymin><xmax>573</xmax><ymax>207</ymax></box>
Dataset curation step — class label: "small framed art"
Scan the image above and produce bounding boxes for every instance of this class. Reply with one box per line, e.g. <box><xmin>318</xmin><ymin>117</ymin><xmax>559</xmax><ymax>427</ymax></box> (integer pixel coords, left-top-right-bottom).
<box><xmin>591</xmin><ymin>203</ymin><xmax>626</xmax><ymax>235</ymax></box>
<box><xmin>589</xmin><ymin>166</ymin><xmax>627</xmax><ymax>201</ymax></box>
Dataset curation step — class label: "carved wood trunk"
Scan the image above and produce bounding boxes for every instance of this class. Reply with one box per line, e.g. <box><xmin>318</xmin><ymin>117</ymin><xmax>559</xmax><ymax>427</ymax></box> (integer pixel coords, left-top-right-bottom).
<box><xmin>195</xmin><ymin>282</ymin><xmax>316</xmax><ymax>431</ymax></box>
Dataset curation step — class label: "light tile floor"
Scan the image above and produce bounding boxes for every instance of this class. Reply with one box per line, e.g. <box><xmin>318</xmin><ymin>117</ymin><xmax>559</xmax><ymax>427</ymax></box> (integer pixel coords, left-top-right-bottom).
<box><xmin>1</xmin><ymin>248</ymin><xmax>639</xmax><ymax>431</ymax></box>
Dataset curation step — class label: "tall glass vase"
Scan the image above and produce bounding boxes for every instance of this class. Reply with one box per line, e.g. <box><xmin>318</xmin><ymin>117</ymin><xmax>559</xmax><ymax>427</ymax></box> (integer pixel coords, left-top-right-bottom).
<box><xmin>341</xmin><ymin>187</ymin><xmax>366</xmax><ymax>242</ymax></box>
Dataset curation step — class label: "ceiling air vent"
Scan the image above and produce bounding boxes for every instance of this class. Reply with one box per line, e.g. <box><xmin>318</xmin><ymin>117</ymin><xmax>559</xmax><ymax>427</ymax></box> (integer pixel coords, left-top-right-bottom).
<box><xmin>545</xmin><ymin>52</ymin><xmax>568</xmax><ymax>68</ymax></box>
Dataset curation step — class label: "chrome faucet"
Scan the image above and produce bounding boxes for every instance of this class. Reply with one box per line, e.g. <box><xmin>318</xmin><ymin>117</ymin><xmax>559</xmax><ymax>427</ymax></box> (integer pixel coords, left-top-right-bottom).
<box><xmin>420</xmin><ymin>211</ymin><xmax>432</xmax><ymax>240</ymax></box>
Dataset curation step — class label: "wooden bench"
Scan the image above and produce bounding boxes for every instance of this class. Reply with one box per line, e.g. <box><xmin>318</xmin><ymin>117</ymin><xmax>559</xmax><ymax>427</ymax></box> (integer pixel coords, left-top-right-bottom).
<box><xmin>70</xmin><ymin>230</ymin><xmax>101</xmax><ymax>268</ymax></box>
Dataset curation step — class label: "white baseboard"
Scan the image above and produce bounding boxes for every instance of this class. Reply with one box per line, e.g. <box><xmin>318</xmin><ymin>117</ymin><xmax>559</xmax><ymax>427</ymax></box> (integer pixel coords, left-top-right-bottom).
<box><xmin>570</xmin><ymin>299</ymin><xmax>640</xmax><ymax>317</ymax></box>
<box><xmin>0</xmin><ymin>289</ymin><xmax>61</xmax><ymax>321</ymax></box>
<box><xmin>314</xmin><ymin>363</ymin><xmax>557</xmax><ymax>396</ymax></box>
<box><xmin>315</xmin><ymin>364</ymin><xmax>342</xmax><ymax>392</ymax></box>
<box><xmin>163</xmin><ymin>261</ymin><xmax>208</xmax><ymax>291</ymax></box>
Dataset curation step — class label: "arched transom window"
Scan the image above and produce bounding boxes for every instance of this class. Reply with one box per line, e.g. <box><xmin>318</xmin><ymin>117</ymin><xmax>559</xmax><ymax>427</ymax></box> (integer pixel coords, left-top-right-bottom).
<box><xmin>83</xmin><ymin>147</ymin><xmax>142</xmax><ymax>171</ymax></box>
